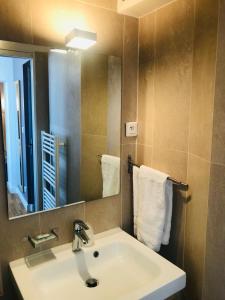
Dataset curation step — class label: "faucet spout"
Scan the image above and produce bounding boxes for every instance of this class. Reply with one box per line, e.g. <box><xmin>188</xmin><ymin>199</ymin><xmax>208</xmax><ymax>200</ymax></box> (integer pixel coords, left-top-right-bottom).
<box><xmin>76</xmin><ymin>229</ymin><xmax>90</xmax><ymax>245</ymax></box>
<box><xmin>72</xmin><ymin>220</ymin><xmax>91</xmax><ymax>252</ymax></box>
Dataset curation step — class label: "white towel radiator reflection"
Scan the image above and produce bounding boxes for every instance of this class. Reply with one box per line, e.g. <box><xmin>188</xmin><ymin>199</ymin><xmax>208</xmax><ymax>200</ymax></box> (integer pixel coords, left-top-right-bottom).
<box><xmin>41</xmin><ymin>131</ymin><xmax>65</xmax><ymax>210</ymax></box>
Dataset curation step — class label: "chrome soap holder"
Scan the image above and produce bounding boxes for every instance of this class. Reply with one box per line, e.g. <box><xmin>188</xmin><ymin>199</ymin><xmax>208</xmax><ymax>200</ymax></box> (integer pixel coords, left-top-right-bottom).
<box><xmin>28</xmin><ymin>229</ymin><xmax>58</xmax><ymax>248</ymax></box>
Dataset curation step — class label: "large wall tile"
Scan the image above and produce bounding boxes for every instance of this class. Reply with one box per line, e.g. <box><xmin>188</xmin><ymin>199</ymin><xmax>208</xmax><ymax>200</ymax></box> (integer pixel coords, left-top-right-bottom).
<box><xmin>189</xmin><ymin>0</ymin><xmax>218</xmax><ymax>160</ymax></box>
<box><xmin>0</xmin><ymin>213</ymin><xmax>40</xmax><ymax>299</ymax></box>
<box><xmin>137</xmin><ymin>1</ymin><xmax>221</xmax><ymax>299</ymax></box>
<box><xmin>0</xmin><ymin>0</ymin><xmax>33</xmax><ymax>43</ymax></box>
<box><xmin>39</xmin><ymin>203</ymin><xmax>85</xmax><ymax>248</ymax></box>
<box><xmin>138</xmin><ymin>62</ymin><xmax>154</xmax><ymax>146</ymax></box>
<box><xmin>0</xmin><ymin>215</ymin><xmax>40</xmax><ymax>262</ymax></box>
<box><xmin>139</xmin><ymin>12</ymin><xmax>155</xmax><ymax>64</ymax></box>
<box><xmin>85</xmin><ymin>195</ymin><xmax>121</xmax><ymax>234</ymax></box>
<box><xmin>184</xmin><ymin>154</ymin><xmax>210</xmax><ymax>300</ymax></box>
<box><xmin>136</xmin><ymin>144</ymin><xmax>152</xmax><ymax>167</ymax></box>
<box><xmin>152</xmin><ymin>147</ymin><xmax>188</xmax><ymax>183</ymax></box>
<box><xmin>154</xmin><ymin>0</ymin><xmax>193</xmax><ymax>153</ymax></box>
<box><xmin>203</xmin><ymin>163</ymin><xmax>225</xmax><ymax>300</ymax></box>
<box><xmin>138</xmin><ymin>2</ymin><xmax>194</xmax><ymax>298</ymax></box>
<box><xmin>211</xmin><ymin>0</ymin><xmax>225</xmax><ymax>165</ymax></box>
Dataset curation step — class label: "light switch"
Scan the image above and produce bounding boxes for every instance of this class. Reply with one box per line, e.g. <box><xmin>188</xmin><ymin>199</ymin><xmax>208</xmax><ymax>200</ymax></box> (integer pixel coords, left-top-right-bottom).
<box><xmin>126</xmin><ymin>122</ymin><xmax>138</xmax><ymax>137</ymax></box>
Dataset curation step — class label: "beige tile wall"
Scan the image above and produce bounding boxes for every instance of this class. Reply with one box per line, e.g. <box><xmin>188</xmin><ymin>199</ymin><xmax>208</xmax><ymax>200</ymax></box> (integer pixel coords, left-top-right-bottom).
<box><xmin>138</xmin><ymin>0</ymin><xmax>221</xmax><ymax>300</ymax></box>
<box><xmin>138</xmin><ymin>0</ymin><xmax>194</xmax><ymax>272</ymax></box>
<box><xmin>203</xmin><ymin>164</ymin><xmax>225</xmax><ymax>300</ymax></box>
<box><xmin>0</xmin><ymin>1</ymin><xmax>138</xmax><ymax>298</ymax></box>
<box><xmin>203</xmin><ymin>0</ymin><xmax>225</xmax><ymax>299</ymax></box>
<box><xmin>1</xmin><ymin>0</ymin><xmax>223</xmax><ymax>299</ymax></box>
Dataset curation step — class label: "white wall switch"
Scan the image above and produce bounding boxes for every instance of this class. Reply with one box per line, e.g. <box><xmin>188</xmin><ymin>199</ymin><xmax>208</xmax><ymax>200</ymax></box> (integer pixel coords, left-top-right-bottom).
<box><xmin>126</xmin><ymin>122</ymin><xmax>138</xmax><ymax>137</ymax></box>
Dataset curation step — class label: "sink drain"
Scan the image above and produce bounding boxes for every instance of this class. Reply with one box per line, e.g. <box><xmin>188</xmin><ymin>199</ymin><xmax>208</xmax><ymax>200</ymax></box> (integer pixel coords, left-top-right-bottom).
<box><xmin>85</xmin><ymin>278</ymin><xmax>99</xmax><ymax>288</ymax></box>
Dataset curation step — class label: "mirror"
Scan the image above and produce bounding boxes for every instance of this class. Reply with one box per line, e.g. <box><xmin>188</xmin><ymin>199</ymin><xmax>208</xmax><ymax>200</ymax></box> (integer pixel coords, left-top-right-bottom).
<box><xmin>0</xmin><ymin>41</ymin><xmax>121</xmax><ymax>219</ymax></box>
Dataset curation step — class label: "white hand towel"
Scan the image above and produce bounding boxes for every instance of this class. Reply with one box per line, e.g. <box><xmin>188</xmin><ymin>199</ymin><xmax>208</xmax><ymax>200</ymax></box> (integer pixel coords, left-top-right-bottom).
<box><xmin>133</xmin><ymin>166</ymin><xmax>139</xmax><ymax>236</ymax></box>
<box><xmin>136</xmin><ymin>166</ymin><xmax>172</xmax><ymax>252</ymax></box>
<box><xmin>101</xmin><ymin>154</ymin><xmax>120</xmax><ymax>198</ymax></box>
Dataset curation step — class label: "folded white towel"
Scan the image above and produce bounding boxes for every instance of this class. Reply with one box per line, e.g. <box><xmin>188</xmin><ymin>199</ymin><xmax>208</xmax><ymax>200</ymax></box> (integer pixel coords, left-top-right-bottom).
<box><xmin>136</xmin><ymin>166</ymin><xmax>173</xmax><ymax>252</ymax></box>
<box><xmin>101</xmin><ymin>155</ymin><xmax>120</xmax><ymax>198</ymax></box>
<box><xmin>133</xmin><ymin>166</ymin><xmax>139</xmax><ymax>236</ymax></box>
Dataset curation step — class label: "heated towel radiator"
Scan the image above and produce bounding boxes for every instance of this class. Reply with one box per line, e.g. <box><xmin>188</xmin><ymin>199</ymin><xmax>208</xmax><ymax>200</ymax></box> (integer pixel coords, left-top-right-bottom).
<box><xmin>41</xmin><ymin>131</ymin><xmax>64</xmax><ymax>210</ymax></box>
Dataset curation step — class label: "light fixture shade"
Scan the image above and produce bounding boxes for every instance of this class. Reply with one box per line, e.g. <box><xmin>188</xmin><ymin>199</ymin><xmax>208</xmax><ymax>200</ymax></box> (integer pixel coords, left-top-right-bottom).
<box><xmin>65</xmin><ymin>28</ymin><xmax>97</xmax><ymax>50</ymax></box>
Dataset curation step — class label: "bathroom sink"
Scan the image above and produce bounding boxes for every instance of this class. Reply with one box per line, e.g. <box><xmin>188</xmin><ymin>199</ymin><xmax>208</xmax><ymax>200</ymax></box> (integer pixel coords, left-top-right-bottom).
<box><xmin>10</xmin><ymin>228</ymin><xmax>186</xmax><ymax>300</ymax></box>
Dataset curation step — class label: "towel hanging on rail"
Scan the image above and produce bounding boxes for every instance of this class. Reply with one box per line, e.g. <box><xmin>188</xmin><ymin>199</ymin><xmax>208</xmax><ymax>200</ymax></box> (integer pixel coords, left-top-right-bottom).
<box><xmin>134</xmin><ymin>165</ymin><xmax>173</xmax><ymax>252</ymax></box>
<box><xmin>101</xmin><ymin>154</ymin><xmax>120</xmax><ymax>198</ymax></box>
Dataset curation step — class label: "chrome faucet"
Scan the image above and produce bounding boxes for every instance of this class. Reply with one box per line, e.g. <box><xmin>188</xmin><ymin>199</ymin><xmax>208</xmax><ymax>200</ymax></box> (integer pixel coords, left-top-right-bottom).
<box><xmin>72</xmin><ymin>220</ymin><xmax>90</xmax><ymax>252</ymax></box>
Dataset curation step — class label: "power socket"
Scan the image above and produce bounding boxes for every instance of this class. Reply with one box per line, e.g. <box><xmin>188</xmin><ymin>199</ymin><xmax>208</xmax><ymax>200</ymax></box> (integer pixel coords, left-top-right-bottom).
<box><xmin>125</xmin><ymin>122</ymin><xmax>138</xmax><ymax>137</ymax></box>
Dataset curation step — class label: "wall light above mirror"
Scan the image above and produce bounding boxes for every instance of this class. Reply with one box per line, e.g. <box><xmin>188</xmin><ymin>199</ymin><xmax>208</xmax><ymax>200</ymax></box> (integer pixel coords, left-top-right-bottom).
<box><xmin>0</xmin><ymin>40</ymin><xmax>121</xmax><ymax>220</ymax></box>
<box><xmin>65</xmin><ymin>28</ymin><xmax>97</xmax><ymax>50</ymax></box>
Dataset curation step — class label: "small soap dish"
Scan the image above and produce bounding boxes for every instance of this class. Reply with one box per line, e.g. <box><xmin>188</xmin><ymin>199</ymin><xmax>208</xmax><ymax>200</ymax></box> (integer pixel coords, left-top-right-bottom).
<box><xmin>28</xmin><ymin>229</ymin><xmax>58</xmax><ymax>248</ymax></box>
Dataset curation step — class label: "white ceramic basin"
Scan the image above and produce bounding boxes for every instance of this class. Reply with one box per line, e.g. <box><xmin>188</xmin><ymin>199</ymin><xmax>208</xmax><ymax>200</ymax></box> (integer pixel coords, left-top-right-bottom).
<box><xmin>10</xmin><ymin>228</ymin><xmax>186</xmax><ymax>300</ymax></box>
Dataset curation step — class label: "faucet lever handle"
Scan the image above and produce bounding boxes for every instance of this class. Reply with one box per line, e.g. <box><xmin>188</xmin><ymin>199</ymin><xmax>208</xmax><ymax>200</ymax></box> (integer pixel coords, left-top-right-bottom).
<box><xmin>73</xmin><ymin>219</ymin><xmax>89</xmax><ymax>231</ymax></box>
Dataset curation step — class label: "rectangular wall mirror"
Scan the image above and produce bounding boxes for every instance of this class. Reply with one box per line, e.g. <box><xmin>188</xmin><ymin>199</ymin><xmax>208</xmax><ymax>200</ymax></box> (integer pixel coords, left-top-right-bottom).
<box><xmin>0</xmin><ymin>41</ymin><xmax>121</xmax><ymax>220</ymax></box>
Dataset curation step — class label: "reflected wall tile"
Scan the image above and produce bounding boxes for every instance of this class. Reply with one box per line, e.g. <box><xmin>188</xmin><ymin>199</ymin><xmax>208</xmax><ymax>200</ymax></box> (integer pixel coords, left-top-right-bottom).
<box><xmin>184</xmin><ymin>154</ymin><xmax>210</xmax><ymax>300</ymax></box>
<box><xmin>81</xmin><ymin>53</ymin><xmax>108</xmax><ymax>136</ymax></box>
<box><xmin>203</xmin><ymin>2</ymin><xmax>225</xmax><ymax>298</ymax></box>
<box><xmin>188</xmin><ymin>0</ymin><xmax>218</xmax><ymax>160</ymax></box>
<box><xmin>81</xmin><ymin>134</ymin><xmax>107</xmax><ymax>201</ymax></box>
<box><xmin>85</xmin><ymin>195</ymin><xmax>121</xmax><ymax>234</ymax></box>
<box><xmin>203</xmin><ymin>163</ymin><xmax>225</xmax><ymax>300</ymax></box>
<box><xmin>0</xmin><ymin>0</ymin><xmax>32</xmax><ymax>43</ymax></box>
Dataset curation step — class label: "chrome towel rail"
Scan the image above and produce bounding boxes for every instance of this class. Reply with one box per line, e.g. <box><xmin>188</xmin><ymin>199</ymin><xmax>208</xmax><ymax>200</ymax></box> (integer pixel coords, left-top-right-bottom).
<box><xmin>128</xmin><ymin>155</ymin><xmax>188</xmax><ymax>190</ymax></box>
